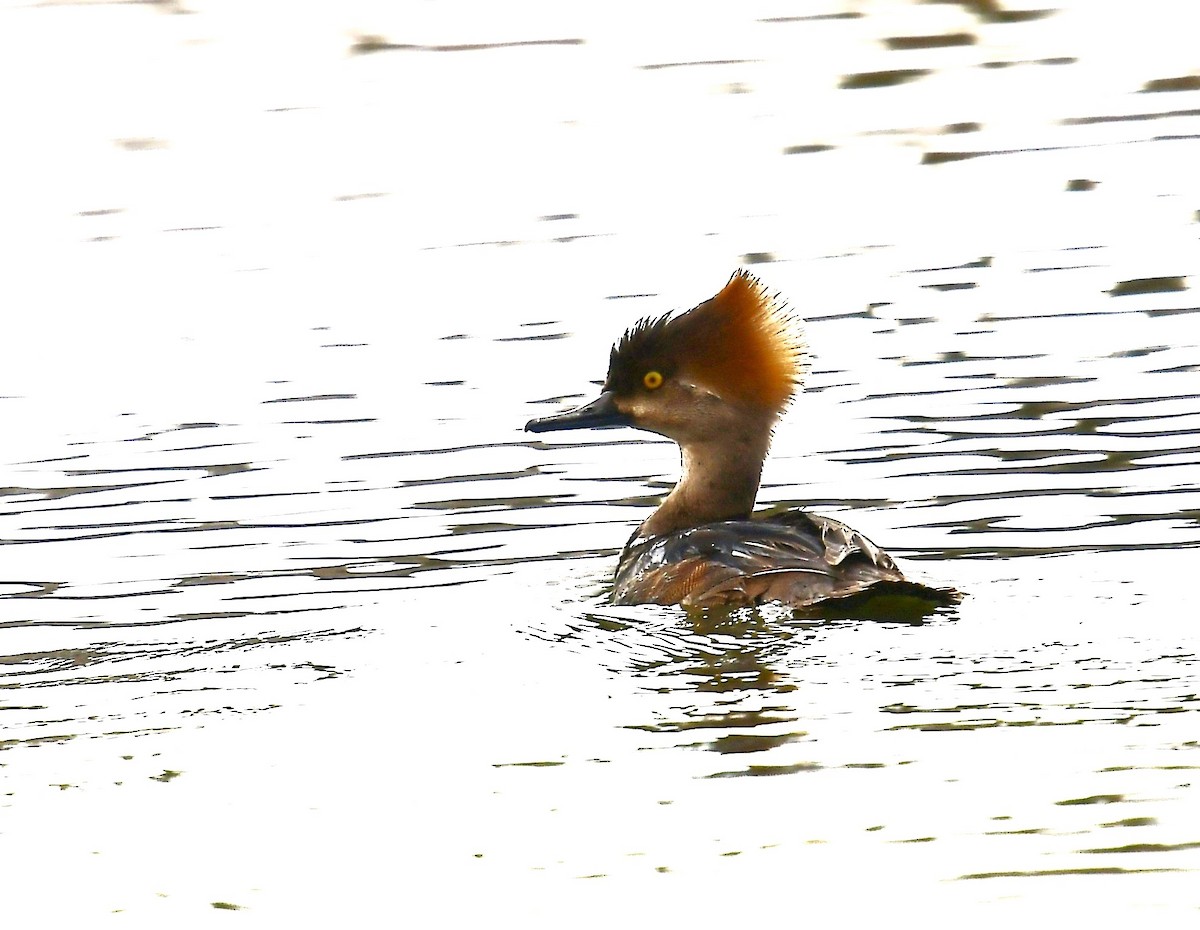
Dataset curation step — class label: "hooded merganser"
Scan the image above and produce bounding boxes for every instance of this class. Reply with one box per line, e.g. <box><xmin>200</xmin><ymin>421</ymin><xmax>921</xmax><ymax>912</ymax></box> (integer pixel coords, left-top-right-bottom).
<box><xmin>526</xmin><ymin>270</ymin><xmax>959</xmax><ymax>615</ymax></box>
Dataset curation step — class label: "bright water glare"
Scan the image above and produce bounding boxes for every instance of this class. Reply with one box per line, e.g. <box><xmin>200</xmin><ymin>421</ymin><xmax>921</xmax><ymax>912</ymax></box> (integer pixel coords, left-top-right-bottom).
<box><xmin>1</xmin><ymin>1</ymin><xmax>1198</xmax><ymax>925</ymax></box>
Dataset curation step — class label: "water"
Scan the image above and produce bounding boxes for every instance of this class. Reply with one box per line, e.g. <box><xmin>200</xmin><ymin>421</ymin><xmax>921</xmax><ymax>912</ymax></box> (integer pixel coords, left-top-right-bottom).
<box><xmin>2</xmin><ymin>0</ymin><xmax>1198</xmax><ymax>923</ymax></box>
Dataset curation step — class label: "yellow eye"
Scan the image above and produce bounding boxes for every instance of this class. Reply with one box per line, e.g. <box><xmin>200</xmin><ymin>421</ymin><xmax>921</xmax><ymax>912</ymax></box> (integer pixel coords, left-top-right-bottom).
<box><xmin>642</xmin><ymin>370</ymin><xmax>664</xmax><ymax>390</ymax></box>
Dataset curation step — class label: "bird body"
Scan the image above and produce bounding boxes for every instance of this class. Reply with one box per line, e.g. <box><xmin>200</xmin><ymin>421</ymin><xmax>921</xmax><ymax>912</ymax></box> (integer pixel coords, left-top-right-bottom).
<box><xmin>526</xmin><ymin>270</ymin><xmax>958</xmax><ymax>614</ymax></box>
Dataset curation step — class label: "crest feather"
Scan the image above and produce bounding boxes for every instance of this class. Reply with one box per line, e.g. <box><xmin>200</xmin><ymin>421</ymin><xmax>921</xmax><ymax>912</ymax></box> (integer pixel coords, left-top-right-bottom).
<box><xmin>606</xmin><ymin>270</ymin><xmax>806</xmax><ymax>411</ymax></box>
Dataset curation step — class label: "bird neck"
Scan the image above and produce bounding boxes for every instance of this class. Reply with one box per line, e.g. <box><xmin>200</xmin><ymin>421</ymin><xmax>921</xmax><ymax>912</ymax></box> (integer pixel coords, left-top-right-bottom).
<box><xmin>638</xmin><ymin>426</ymin><xmax>772</xmax><ymax>538</ymax></box>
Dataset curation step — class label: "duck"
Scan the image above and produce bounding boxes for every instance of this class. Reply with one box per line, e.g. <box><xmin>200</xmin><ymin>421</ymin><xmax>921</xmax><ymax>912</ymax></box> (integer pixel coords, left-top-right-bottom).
<box><xmin>525</xmin><ymin>269</ymin><xmax>959</xmax><ymax>616</ymax></box>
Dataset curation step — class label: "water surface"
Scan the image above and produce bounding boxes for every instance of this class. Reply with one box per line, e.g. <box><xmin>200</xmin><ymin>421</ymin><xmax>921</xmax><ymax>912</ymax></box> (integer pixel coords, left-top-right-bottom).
<box><xmin>2</xmin><ymin>0</ymin><xmax>1198</xmax><ymax>924</ymax></box>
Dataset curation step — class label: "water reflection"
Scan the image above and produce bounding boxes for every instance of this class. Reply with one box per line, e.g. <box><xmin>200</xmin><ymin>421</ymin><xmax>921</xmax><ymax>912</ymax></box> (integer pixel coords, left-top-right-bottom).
<box><xmin>520</xmin><ymin>563</ymin><xmax>1198</xmax><ymax>798</ymax></box>
<box><xmin>3</xmin><ymin>0</ymin><xmax>1200</xmax><ymax>919</ymax></box>
<box><xmin>535</xmin><ymin>603</ymin><xmax>959</xmax><ymax>767</ymax></box>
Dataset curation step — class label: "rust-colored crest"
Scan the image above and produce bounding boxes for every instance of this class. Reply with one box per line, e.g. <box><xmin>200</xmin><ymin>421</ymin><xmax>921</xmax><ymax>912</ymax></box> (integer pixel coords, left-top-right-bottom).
<box><xmin>606</xmin><ymin>270</ymin><xmax>805</xmax><ymax>411</ymax></box>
